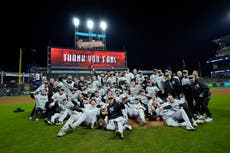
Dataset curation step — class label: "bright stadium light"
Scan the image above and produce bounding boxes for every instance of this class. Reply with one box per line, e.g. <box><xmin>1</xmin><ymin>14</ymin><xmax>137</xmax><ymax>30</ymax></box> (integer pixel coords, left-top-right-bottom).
<box><xmin>87</xmin><ymin>20</ymin><xmax>94</xmax><ymax>30</ymax></box>
<box><xmin>100</xmin><ymin>21</ymin><xmax>107</xmax><ymax>31</ymax></box>
<box><xmin>100</xmin><ymin>21</ymin><xmax>107</xmax><ymax>50</ymax></box>
<box><xmin>73</xmin><ymin>17</ymin><xmax>80</xmax><ymax>27</ymax></box>
<box><xmin>73</xmin><ymin>17</ymin><xmax>80</xmax><ymax>49</ymax></box>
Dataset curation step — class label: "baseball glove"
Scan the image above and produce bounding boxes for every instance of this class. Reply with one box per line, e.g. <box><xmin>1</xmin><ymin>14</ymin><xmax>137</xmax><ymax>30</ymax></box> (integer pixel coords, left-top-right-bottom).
<box><xmin>97</xmin><ymin>118</ymin><xmax>106</xmax><ymax>129</ymax></box>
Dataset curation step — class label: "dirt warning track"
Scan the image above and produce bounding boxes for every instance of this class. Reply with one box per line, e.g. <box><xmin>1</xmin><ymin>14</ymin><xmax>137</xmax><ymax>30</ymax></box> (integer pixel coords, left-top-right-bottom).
<box><xmin>211</xmin><ymin>90</ymin><xmax>230</xmax><ymax>95</ymax></box>
<box><xmin>0</xmin><ymin>97</ymin><xmax>33</xmax><ymax>104</ymax></box>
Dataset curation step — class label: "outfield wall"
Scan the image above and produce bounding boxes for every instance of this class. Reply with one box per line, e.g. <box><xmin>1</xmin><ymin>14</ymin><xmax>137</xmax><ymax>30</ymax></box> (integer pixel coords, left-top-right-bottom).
<box><xmin>0</xmin><ymin>70</ymin><xmax>229</xmax><ymax>96</ymax></box>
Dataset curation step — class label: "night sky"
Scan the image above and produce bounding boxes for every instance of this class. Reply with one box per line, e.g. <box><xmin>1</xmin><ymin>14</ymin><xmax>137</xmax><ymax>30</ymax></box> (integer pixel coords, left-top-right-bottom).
<box><xmin>1</xmin><ymin>0</ymin><xmax>230</xmax><ymax>76</ymax></box>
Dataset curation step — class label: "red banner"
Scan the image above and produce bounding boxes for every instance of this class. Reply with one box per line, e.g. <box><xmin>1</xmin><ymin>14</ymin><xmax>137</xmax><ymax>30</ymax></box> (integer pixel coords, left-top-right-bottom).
<box><xmin>50</xmin><ymin>48</ymin><xmax>126</xmax><ymax>70</ymax></box>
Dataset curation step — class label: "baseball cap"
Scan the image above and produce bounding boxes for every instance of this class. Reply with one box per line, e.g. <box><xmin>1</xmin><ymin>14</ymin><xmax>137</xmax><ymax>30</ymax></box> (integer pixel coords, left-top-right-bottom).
<box><xmin>165</xmin><ymin>72</ymin><xmax>171</xmax><ymax>76</ymax></box>
<box><xmin>108</xmin><ymin>96</ymin><xmax>114</xmax><ymax>100</ymax></box>
<box><xmin>71</xmin><ymin>87</ymin><xmax>77</xmax><ymax>91</ymax></box>
<box><xmin>157</xmin><ymin>69</ymin><xmax>162</xmax><ymax>73</ymax></box>
<box><xmin>183</xmin><ymin>70</ymin><xmax>188</xmax><ymax>73</ymax></box>
<box><xmin>140</xmin><ymin>89</ymin><xmax>145</xmax><ymax>92</ymax></box>
<box><xmin>188</xmin><ymin>75</ymin><xmax>194</xmax><ymax>79</ymax></box>
<box><xmin>122</xmin><ymin>96</ymin><xmax>128</xmax><ymax>101</ymax></box>
<box><xmin>60</xmin><ymin>87</ymin><xmax>65</xmax><ymax>91</ymax></box>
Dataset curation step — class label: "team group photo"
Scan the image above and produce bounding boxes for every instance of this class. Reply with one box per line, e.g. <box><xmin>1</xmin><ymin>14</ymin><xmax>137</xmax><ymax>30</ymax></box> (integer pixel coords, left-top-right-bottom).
<box><xmin>0</xmin><ymin>0</ymin><xmax>230</xmax><ymax>153</ymax></box>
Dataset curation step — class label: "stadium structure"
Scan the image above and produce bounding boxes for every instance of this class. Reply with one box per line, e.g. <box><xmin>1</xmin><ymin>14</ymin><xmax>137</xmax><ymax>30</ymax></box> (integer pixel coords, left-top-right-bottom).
<box><xmin>207</xmin><ymin>34</ymin><xmax>230</xmax><ymax>78</ymax></box>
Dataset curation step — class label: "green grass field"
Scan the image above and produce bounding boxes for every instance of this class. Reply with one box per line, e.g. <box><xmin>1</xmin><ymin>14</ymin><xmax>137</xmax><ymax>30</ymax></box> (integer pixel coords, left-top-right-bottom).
<box><xmin>0</xmin><ymin>94</ymin><xmax>229</xmax><ymax>153</ymax></box>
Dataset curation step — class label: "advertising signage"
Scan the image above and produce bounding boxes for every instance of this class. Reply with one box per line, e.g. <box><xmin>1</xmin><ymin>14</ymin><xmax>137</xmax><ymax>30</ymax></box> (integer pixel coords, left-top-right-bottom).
<box><xmin>50</xmin><ymin>48</ymin><xmax>127</xmax><ymax>70</ymax></box>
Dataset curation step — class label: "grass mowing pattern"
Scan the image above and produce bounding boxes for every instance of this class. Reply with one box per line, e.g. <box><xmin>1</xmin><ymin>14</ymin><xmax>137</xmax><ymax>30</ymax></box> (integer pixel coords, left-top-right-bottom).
<box><xmin>0</xmin><ymin>94</ymin><xmax>229</xmax><ymax>153</ymax></box>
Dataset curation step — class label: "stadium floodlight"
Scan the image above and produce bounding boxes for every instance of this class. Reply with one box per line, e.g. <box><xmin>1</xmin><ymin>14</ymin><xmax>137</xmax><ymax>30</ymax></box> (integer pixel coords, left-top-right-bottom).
<box><xmin>73</xmin><ymin>17</ymin><xmax>80</xmax><ymax>27</ymax></box>
<box><xmin>100</xmin><ymin>21</ymin><xmax>107</xmax><ymax>50</ymax></box>
<box><xmin>87</xmin><ymin>20</ymin><xmax>94</xmax><ymax>30</ymax></box>
<box><xmin>100</xmin><ymin>21</ymin><xmax>107</xmax><ymax>31</ymax></box>
<box><xmin>73</xmin><ymin>17</ymin><xmax>80</xmax><ymax>49</ymax></box>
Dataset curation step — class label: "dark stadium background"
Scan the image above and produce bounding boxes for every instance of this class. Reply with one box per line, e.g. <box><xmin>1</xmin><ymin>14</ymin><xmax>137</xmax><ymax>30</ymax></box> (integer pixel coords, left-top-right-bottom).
<box><xmin>1</xmin><ymin>0</ymin><xmax>230</xmax><ymax>76</ymax></box>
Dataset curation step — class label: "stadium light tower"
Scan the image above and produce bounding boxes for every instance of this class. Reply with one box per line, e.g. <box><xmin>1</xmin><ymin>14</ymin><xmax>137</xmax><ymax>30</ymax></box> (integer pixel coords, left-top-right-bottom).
<box><xmin>100</xmin><ymin>21</ymin><xmax>107</xmax><ymax>31</ymax></box>
<box><xmin>87</xmin><ymin>19</ymin><xmax>94</xmax><ymax>41</ymax></box>
<box><xmin>73</xmin><ymin>17</ymin><xmax>80</xmax><ymax>49</ymax></box>
<box><xmin>100</xmin><ymin>21</ymin><xmax>107</xmax><ymax>50</ymax></box>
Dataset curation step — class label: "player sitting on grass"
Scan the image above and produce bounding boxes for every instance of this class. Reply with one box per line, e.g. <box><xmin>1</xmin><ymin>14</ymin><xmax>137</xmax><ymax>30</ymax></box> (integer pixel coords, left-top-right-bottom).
<box><xmin>105</xmin><ymin>96</ymin><xmax>132</xmax><ymax>139</ymax></box>
<box><xmin>155</xmin><ymin>100</ymin><xmax>195</xmax><ymax>131</ymax></box>
<box><xmin>45</xmin><ymin>98</ymin><xmax>75</xmax><ymax>126</ymax></box>
<box><xmin>57</xmin><ymin>98</ymin><xmax>100</xmax><ymax>137</ymax></box>
<box><xmin>126</xmin><ymin>96</ymin><xmax>147</xmax><ymax>127</ymax></box>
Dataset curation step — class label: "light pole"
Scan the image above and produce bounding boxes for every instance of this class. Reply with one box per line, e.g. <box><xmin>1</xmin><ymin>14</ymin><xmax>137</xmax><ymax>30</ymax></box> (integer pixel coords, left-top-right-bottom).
<box><xmin>18</xmin><ymin>48</ymin><xmax>22</xmax><ymax>95</ymax></box>
<box><xmin>73</xmin><ymin>17</ymin><xmax>80</xmax><ymax>49</ymax></box>
<box><xmin>100</xmin><ymin>21</ymin><xmax>107</xmax><ymax>50</ymax></box>
<box><xmin>87</xmin><ymin>19</ymin><xmax>94</xmax><ymax>42</ymax></box>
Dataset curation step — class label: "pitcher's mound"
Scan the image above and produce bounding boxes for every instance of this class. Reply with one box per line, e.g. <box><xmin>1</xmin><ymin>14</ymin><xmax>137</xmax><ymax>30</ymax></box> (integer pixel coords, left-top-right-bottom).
<box><xmin>127</xmin><ymin>118</ymin><xmax>164</xmax><ymax>128</ymax></box>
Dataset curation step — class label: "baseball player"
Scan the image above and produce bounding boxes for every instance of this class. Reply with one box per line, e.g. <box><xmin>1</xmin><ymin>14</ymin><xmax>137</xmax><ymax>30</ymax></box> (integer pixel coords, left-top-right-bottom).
<box><xmin>155</xmin><ymin>100</ymin><xmax>195</xmax><ymax>131</ymax></box>
<box><xmin>105</xmin><ymin>96</ymin><xmax>132</xmax><ymax>139</ymax></box>
<box><xmin>124</xmin><ymin>68</ymin><xmax>134</xmax><ymax>84</ymax></box>
<box><xmin>45</xmin><ymin>87</ymin><xmax>67</xmax><ymax>119</ymax></box>
<box><xmin>150</xmin><ymin>69</ymin><xmax>158</xmax><ymax>84</ymax></box>
<box><xmin>61</xmin><ymin>76</ymin><xmax>74</xmax><ymax>92</ymax></box>
<box><xmin>46</xmin><ymin>98</ymin><xmax>74</xmax><ymax>125</ymax></box>
<box><xmin>189</xmin><ymin>75</ymin><xmax>213</xmax><ymax>122</ymax></box>
<box><xmin>148</xmin><ymin>93</ymin><xmax>163</xmax><ymax>120</ymax></box>
<box><xmin>145</xmin><ymin>80</ymin><xmax>160</xmax><ymax>96</ymax></box>
<box><xmin>181</xmin><ymin>70</ymin><xmax>195</xmax><ymax>115</ymax></box>
<box><xmin>57</xmin><ymin>98</ymin><xmax>100</xmax><ymax>137</ymax></box>
<box><xmin>30</xmin><ymin>89</ymin><xmax>48</xmax><ymax>122</ymax></box>
<box><xmin>126</xmin><ymin>97</ymin><xmax>147</xmax><ymax>126</ymax></box>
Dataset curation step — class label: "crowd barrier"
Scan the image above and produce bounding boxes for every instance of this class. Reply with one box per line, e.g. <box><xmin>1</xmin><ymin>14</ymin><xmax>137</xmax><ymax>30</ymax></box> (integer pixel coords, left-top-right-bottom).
<box><xmin>0</xmin><ymin>84</ymin><xmax>32</xmax><ymax>97</ymax></box>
